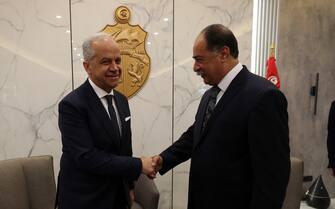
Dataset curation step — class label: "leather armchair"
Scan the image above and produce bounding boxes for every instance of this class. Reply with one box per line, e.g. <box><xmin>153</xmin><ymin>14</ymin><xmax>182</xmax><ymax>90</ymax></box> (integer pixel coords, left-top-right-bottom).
<box><xmin>132</xmin><ymin>174</ymin><xmax>160</xmax><ymax>209</ymax></box>
<box><xmin>281</xmin><ymin>157</ymin><xmax>304</xmax><ymax>209</ymax></box>
<box><xmin>0</xmin><ymin>156</ymin><xmax>159</xmax><ymax>209</ymax></box>
<box><xmin>0</xmin><ymin>155</ymin><xmax>56</xmax><ymax>209</ymax></box>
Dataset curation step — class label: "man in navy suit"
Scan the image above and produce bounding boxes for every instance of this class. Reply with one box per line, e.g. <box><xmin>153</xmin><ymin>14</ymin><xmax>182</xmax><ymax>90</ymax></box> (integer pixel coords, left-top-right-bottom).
<box><xmin>57</xmin><ymin>33</ymin><xmax>155</xmax><ymax>209</ymax></box>
<box><xmin>152</xmin><ymin>24</ymin><xmax>290</xmax><ymax>209</ymax></box>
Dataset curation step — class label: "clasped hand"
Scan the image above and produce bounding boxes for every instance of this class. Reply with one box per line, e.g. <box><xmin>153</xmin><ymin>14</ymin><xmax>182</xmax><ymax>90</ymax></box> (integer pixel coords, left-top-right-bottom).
<box><xmin>140</xmin><ymin>155</ymin><xmax>163</xmax><ymax>179</ymax></box>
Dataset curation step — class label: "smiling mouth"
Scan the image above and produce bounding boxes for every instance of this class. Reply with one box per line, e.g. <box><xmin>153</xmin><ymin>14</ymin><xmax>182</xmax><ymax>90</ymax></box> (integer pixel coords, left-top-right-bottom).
<box><xmin>107</xmin><ymin>74</ymin><xmax>120</xmax><ymax>80</ymax></box>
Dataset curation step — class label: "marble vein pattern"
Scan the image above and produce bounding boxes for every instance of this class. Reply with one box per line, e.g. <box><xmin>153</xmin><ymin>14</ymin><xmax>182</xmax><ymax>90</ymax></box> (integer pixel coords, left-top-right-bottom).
<box><xmin>0</xmin><ymin>0</ymin><xmax>71</xmax><ymax>174</ymax></box>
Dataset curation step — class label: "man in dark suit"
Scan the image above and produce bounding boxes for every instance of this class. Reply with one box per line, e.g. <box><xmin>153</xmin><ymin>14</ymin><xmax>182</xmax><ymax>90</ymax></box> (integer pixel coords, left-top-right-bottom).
<box><xmin>57</xmin><ymin>33</ymin><xmax>155</xmax><ymax>209</ymax></box>
<box><xmin>327</xmin><ymin>101</ymin><xmax>335</xmax><ymax>176</ymax></box>
<box><xmin>152</xmin><ymin>24</ymin><xmax>290</xmax><ymax>209</ymax></box>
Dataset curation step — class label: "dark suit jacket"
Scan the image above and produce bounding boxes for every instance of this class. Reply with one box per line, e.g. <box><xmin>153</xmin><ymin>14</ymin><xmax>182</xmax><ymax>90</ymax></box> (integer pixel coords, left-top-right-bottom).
<box><xmin>327</xmin><ymin>101</ymin><xmax>335</xmax><ymax>168</ymax></box>
<box><xmin>57</xmin><ymin>80</ymin><xmax>142</xmax><ymax>209</ymax></box>
<box><xmin>159</xmin><ymin>66</ymin><xmax>290</xmax><ymax>209</ymax></box>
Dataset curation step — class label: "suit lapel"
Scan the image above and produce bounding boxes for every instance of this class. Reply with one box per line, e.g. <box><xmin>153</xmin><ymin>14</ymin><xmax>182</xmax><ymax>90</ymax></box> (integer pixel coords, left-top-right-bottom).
<box><xmin>113</xmin><ymin>91</ymin><xmax>132</xmax><ymax>155</ymax></box>
<box><xmin>113</xmin><ymin>92</ymin><xmax>126</xmax><ymax>137</ymax></box>
<box><xmin>193</xmin><ymin>90</ymin><xmax>213</xmax><ymax>148</ymax></box>
<box><xmin>83</xmin><ymin>80</ymin><xmax>121</xmax><ymax>147</ymax></box>
<box><xmin>194</xmin><ymin>67</ymin><xmax>249</xmax><ymax>148</ymax></box>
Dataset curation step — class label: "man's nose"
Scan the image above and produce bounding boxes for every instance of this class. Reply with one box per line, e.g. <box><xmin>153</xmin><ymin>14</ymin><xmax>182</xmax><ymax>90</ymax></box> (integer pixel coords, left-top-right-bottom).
<box><xmin>110</xmin><ymin>61</ymin><xmax>118</xmax><ymax>70</ymax></box>
<box><xmin>193</xmin><ymin>63</ymin><xmax>200</xmax><ymax>72</ymax></box>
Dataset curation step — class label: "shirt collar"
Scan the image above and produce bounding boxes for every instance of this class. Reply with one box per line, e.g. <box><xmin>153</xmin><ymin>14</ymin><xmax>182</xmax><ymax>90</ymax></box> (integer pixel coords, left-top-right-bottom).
<box><xmin>88</xmin><ymin>78</ymin><xmax>114</xmax><ymax>99</ymax></box>
<box><xmin>217</xmin><ymin>62</ymin><xmax>243</xmax><ymax>92</ymax></box>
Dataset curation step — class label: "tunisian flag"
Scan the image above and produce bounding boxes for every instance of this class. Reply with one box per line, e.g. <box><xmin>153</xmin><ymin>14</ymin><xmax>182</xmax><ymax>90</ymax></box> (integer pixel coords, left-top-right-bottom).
<box><xmin>266</xmin><ymin>56</ymin><xmax>280</xmax><ymax>89</ymax></box>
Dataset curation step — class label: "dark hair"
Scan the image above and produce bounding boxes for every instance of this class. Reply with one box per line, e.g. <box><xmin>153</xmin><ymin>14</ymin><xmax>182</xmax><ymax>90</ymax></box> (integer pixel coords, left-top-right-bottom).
<box><xmin>201</xmin><ymin>24</ymin><xmax>239</xmax><ymax>58</ymax></box>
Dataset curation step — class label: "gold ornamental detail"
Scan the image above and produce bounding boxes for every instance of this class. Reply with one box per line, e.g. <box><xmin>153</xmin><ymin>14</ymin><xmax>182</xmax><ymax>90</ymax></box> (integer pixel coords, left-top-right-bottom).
<box><xmin>101</xmin><ymin>6</ymin><xmax>150</xmax><ymax>98</ymax></box>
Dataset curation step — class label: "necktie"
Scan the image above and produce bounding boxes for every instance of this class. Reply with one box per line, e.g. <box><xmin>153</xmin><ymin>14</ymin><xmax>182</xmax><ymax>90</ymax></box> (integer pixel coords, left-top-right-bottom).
<box><xmin>105</xmin><ymin>95</ymin><xmax>121</xmax><ymax>137</ymax></box>
<box><xmin>202</xmin><ymin>86</ymin><xmax>221</xmax><ymax>132</ymax></box>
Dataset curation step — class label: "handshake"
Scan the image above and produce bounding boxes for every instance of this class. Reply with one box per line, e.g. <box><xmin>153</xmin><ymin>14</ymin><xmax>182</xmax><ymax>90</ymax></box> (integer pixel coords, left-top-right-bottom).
<box><xmin>140</xmin><ymin>155</ymin><xmax>163</xmax><ymax>179</ymax></box>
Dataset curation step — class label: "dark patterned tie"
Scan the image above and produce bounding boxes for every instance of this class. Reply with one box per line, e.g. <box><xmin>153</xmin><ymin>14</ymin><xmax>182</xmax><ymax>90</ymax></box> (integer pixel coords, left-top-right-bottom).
<box><xmin>105</xmin><ymin>95</ymin><xmax>120</xmax><ymax>137</ymax></box>
<box><xmin>202</xmin><ymin>86</ymin><xmax>221</xmax><ymax>132</ymax></box>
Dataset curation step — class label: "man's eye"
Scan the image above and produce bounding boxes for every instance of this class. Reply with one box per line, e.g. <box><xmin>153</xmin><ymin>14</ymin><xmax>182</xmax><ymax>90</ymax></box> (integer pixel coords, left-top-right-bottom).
<box><xmin>101</xmin><ymin>61</ymin><xmax>110</xmax><ymax>65</ymax></box>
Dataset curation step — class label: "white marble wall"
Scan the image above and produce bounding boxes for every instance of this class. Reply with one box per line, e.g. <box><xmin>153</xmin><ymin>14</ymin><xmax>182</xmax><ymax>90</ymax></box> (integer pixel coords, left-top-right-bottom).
<box><xmin>0</xmin><ymin>0</ymin><xmax>253</xmax><ymax>209</ymax></box>
<box><xmin>0</xmin><ymin>0</ymin><xmax>71</xmax><ymax>175</ymax></box>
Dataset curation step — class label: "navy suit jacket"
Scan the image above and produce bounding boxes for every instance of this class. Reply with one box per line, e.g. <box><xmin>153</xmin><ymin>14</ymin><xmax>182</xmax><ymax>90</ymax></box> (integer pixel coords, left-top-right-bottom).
<box><xmin>57</xmin><ymin>80</ymin><xmax>142</xmax><ymax>209</ymax></box>
<box><xmin>159</xmin><ymin>66</ymin><xmax>290</xmax><ymax>209</ymax></box>
<box><xmin>327</xmin><ymin>101</ymin><xmax>335</xmax><ymax>168</ymax></box>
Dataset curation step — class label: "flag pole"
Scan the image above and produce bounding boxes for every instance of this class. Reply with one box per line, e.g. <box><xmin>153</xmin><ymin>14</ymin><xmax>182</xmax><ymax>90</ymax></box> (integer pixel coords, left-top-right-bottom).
<box><xmin>269</xmin><ymin>43</ymin><xmax>275</xmax><ymax>58</ymax></box>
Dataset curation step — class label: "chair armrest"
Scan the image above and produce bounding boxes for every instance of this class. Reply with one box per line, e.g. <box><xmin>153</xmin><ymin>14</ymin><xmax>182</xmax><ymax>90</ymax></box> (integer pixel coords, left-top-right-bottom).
<box><xmin>134</xmin><ymin>174</ymin><xmax>159</xmax><ymax>209</ymax></box>
<box><xmin>281</xmin><ymin>157</ymin><xmax>304</xmax><ymax>209</ymax></box>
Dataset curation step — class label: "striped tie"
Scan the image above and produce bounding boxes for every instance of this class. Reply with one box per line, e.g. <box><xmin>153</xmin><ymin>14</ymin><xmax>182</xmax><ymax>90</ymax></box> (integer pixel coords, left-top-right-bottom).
<box><xmin>202</xmin><ymin>86</ymin><xmax>221</xmax><ymax>132</ymax></box>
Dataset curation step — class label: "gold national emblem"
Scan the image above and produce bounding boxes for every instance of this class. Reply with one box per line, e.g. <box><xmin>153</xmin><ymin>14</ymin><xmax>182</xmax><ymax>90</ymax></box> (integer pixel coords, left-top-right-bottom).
<box><xmin>101</xmin><ymin>6</ymin><xmax>150</xmax><ymax>98</ymax></box>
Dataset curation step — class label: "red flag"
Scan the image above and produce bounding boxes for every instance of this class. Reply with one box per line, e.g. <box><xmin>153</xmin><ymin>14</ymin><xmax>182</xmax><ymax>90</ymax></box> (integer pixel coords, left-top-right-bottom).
<box><xmin>266</xmin><ymin>56</ymin><xmax>280</xmax><ymax>89</ymax></box>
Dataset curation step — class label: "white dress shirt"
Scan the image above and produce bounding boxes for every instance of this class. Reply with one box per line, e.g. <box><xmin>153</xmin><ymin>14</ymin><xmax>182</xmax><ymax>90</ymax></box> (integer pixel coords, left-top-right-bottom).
<box><xmin>88</xmin><ymin>78</ymin><xmax>122</xmax><ymax>134</ymax></box>
<box><xmin>216</xmin><ymin>63</ymin><xmax>243</xmax><ymax>104</ymax></box>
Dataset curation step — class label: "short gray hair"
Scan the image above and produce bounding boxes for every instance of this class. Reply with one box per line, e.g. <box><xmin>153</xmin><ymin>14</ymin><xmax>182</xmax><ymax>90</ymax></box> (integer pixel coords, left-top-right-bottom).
<box><xmin>82</xmin><ymin>33</ymin><xmax>112</xmax><ymax>61</ymax></box>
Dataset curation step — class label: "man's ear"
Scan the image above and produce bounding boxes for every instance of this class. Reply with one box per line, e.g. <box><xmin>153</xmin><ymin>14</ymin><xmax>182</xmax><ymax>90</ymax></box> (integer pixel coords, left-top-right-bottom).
<box><xmin>83</xmin><ymin>61</ymin><xmax>91</xmax><ymax>74</ymax></box>
<box><xmin>220</xmin><ymin>46</ymin><xmax>230</xmax><ymax>62</ymax></box>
